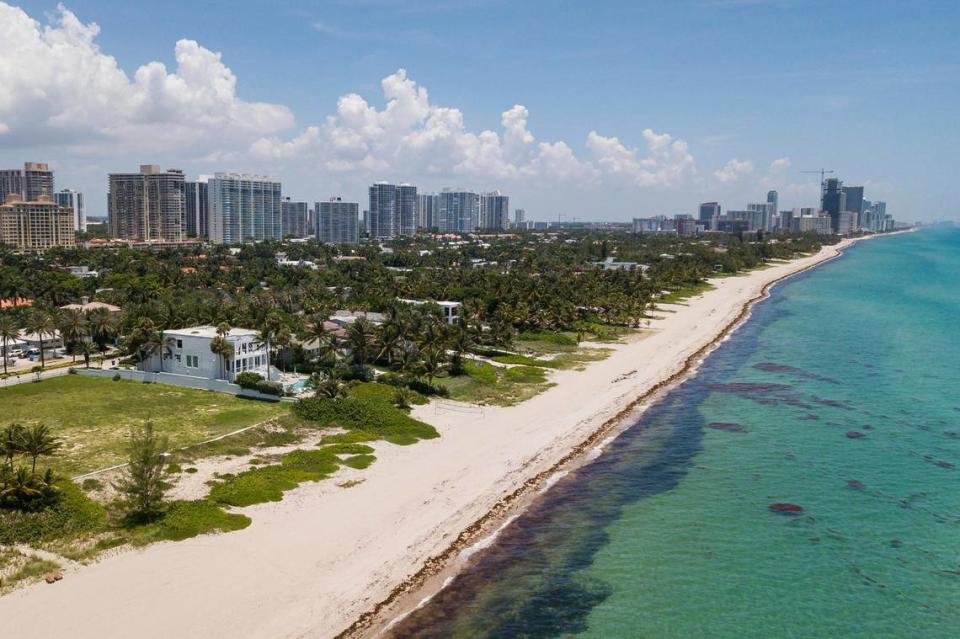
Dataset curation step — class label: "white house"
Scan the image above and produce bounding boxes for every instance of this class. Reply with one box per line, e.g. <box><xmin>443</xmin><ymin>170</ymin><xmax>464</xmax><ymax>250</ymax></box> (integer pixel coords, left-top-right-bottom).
<box><xmin>398</xmin><ymin>298</ymin><xmax>462</xmax><ymax>325</ymax></box>
<box><xmin>139</xmin><ymin>325</ymin><xmax>270</xmax><ymax>382</ymax></box>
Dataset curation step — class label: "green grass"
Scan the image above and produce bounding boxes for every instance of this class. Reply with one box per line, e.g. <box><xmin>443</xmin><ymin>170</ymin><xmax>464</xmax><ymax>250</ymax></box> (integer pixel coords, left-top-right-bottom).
<box><xmin>342</xmin><ymin>454</ymin><xmax>376</xmax><ymax>469</ymax></box>
<box><xmin>516</xmin><ymin>330</ymin><xmax>578</xmax><ymax>346</ymax></box>
<box><xmin>208</xmin><ymin>448</ymin><xmax>342</xmax><ymax>507</ymax></box>
<box><xmin>348</xmin><ymin>381</ymin><xmax>428</xmax><ymax>405</ymax></box>
<box><xmin>125</xmin><ymin>500</ymin><xmax>251</xmax><ymax>543</ymax></box>
<box><xmin>294</xmin><ymin>396</ymin><xmax>439</xmax><ymax>446</ymax></box>
<box><xmin>442</xmin><ymin>361</ymin><xmax>553</xmax><ymax>406</ymax></box>
<box><xmin>658</xmin><ymin>281</ymin><xmax>716</xmax><ymax>304</ymax></box>
<box><xmin>1</xmin><ymin>554</ymin><xmax>60</xmax><ymax>590</ymax></box>
<box><xmin>0</xmin><ymin>376</ymin><xmax>289</xmax><ymax>475</ymax></box>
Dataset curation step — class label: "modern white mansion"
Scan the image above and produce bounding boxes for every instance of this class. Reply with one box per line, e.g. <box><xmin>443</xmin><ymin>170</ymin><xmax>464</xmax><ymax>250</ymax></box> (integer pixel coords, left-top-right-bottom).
<box><xmin>139</xmin><ymin>326</ymin><xmax>269</xmax><ymax>382</ymax></box>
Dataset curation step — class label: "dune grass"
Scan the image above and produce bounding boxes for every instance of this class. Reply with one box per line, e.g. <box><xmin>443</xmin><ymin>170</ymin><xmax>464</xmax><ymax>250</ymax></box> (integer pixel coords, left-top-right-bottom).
<box><xmin>0</xmin><ymin>376</ymin><xmax>289</xmax><ymax>476</ymax></box>
<box><xmin>442</xmin><ymin>361</ymin><xmax>553</xmax><ymax>406</ymax></box>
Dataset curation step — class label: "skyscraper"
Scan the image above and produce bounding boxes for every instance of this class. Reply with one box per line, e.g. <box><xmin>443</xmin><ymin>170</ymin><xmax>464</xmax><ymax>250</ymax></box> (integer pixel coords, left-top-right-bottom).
<box><xmin>821</xmin><ymin>178</ymin><xmax>846</xmax><ymax>232</ymax></box>
<box><xmin>417</xmin><ymin>193</ymin><xmax>438</xmax><ymax>230</ymax></box>
<box><xmin>842</xmin><ymin>185</ymin><xmax>864</xmax><ymax>229</ymax></box>
<box><xmin>281</xmin><ymin>198</ymin><xmax>310</xmax><ymax>238</ymax></box>
<box><xmin>207</xmin><ymin>173</ymin><xmax>282</xmax><ymax>245</ymax></box>
<box><xmin>54</xmin><ymin>189</ymin><xmax>85</xmax><ymax>232</ymax></box>
<box><xmin>437</xmin><ymin>189</ymin><xmax>479</xmax><ymax>233</ymax></box>
<box><xmin>1</xmin><ymin>162</ymin><xmax>55</xmax><ymax>203</ymax></box>
<box><xmin>0</xmin><ymin>195</ymin><xmax>75</xmax><ymax>251</ymax></box>
<box><xmin>514</xmin><ymin>208</ymin><xmax>525</xmax><ymax>226</ymax></box>
<box><xmin>185</xmin><ymin>180</ymin><xmax>208</xmax><ymax>238</ymax></box>
<box><xmin>766</xmin><ymin>190</ymin><xmax>779</xmax><ymax>231</ymax></box>
<box><xmin>368</xmin><ymin>182</ymin><xmax>418</xmax><ymax>239</ymax></box>
<box><xmin>108</xmin><ymin>165</ymin><xmax>186</xmax><ymax>241</ymax></box>
<box><xmin>698</xmin><ymin>202</ymin><xmax>721</xmax><ymax>230</ymax></box>
<box><xmin>317</xmin><ymin>197</ymin><xmax>359</xmax><ymax>245</ymax></box>
<box><xmin>479</xmin><ymin>191</ymin><xmax>510</xmax><ymax>230</ymax></box>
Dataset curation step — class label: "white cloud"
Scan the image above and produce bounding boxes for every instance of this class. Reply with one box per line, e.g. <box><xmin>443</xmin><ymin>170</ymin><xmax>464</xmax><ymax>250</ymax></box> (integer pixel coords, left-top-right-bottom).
<box><xmin>0</xmin><ymin>2</ymin><xmax>293</xmax><ymax>152</ymax></box>
<box><xmin>714</xmin><ymin>158</ymin><xmax>754</xmax><ymax>183</ymax></box>
<box><xmin>586</xmin><ymin>129</ymin><xmax>695</xmax><ymax>186</ymax></box>
<box><xmin>770</xmin><ymin>157</ymin><xmax>791</xmax><ymax>172</ymax></box>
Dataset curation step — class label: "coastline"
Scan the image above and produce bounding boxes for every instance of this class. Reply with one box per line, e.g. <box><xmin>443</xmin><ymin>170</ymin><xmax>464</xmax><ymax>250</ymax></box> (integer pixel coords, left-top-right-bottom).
<box><xmin>0</xmin><ymin>233</ymin><xmax>901</xmax><ymax>639</ymax></box>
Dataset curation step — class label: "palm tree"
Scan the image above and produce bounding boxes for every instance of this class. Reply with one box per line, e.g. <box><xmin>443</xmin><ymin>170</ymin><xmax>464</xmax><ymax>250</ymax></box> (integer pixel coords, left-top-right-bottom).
<box><xmin>74</xmin><ymin>340</ymin><xmax>95</xmax><ymax>368</ymax></box>
<box><xmin>209</xmin><ymin>335</ymin><xmax>234</xmax><ymax>380</ymax></box>
<box><xmin>308</xmin><ymin>372</ymin><xmax>346</xmax><ymax>400</ymax></box>
<box><xmin>1</xmin><ymin>423</ymin><xmax>26</xmax><ymax>468</ymax></box>
<box><xmin>346</xmin><ymin>317</ymin><xmax>374</xmax><ymax>368</ymax></box>
<box><xmin>88</xmin><ymin>307</ymin><xmax>118</xmax><ymax>367</ymax></box>
<box><xmin>256</xmin><ymin>313</ymin><xmax>283</xmax><ymax>381</ymax></box>
<box><xmin>19</xmin><ymin>424</ymin><xmax>61</xmax><ymax>473</ymax></box>
<box><xmin>58</xmin><ymin>308</ymin><xmax>89</xmax><ymax>363</ymax></box>
<box><xmin>25</xmin><ymin>310</ymin><xmax>56</xmax><ymax>369</ymax></box>
<box><xmin>0</xmin><ymin>313</ymin><xmax>20</xmax><ymax>375</ymax></box>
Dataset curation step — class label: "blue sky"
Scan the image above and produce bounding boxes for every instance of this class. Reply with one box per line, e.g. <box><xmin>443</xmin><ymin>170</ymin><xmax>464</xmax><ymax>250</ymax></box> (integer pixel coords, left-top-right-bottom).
<box><xmin>2</xmin><ymin>0</ymin><xmax>957</xmax><ymax>221</ymax></box>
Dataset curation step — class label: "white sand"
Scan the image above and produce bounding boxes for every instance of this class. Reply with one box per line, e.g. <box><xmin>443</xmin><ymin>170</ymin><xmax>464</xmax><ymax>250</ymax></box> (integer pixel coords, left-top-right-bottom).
<box><xmin>0</xmin><ymin>240</ymin><xmax>857</xmax><ymax>639</ymax></box>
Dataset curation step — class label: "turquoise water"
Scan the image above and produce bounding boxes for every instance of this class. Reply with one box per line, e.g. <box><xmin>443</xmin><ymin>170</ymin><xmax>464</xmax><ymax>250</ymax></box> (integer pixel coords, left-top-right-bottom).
<box><xmin>390</xmin><ymin>227</ymin><xmax>960</xmax><ymax>638</ymax></box>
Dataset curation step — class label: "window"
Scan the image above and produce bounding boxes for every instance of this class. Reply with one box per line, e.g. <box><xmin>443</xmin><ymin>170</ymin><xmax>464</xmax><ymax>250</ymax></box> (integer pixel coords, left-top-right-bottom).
<box><xmin>176</xmin><ymin>339</ymin><xmax>183</xmax><ymax>349</ymax></box>
<box><xmin>174</xmin><ymin>354</ymin><xmax>181</xmax><ymax>363</ymax></box>
<box><xmin>185</xmin><ymin>354</ymin><xmax>198</xmax><ymax>368</ymax></box>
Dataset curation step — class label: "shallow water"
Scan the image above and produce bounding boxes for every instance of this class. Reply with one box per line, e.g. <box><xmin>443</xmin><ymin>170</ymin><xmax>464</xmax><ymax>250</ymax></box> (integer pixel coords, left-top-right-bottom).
<box><xmin>390</xmin><ymin>227</ymin><xmax>960</xmax><ymax>638</ymax></box>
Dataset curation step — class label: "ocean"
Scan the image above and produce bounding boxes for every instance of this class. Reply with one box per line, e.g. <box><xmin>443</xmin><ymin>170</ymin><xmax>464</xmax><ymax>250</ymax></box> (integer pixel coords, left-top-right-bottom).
<box><xmin>389</xmin><ymin>227</ymin><xmax>960</xmax><ymax>638</ymax></box>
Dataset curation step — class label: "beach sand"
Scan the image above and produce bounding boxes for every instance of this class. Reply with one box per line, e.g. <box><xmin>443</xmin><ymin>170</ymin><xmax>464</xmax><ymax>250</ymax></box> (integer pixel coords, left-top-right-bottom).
<box><xmin>0</xmin><ymin>238</ymin><xmax>860</xmax><ymax>639</ymax></box>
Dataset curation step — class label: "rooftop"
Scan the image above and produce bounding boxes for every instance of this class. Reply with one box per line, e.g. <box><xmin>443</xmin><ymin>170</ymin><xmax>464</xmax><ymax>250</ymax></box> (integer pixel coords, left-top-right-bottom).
<box><xmin>163</xmin><ymin>325</ymin><xmax>259</xmax><ymax>340</ymax></box>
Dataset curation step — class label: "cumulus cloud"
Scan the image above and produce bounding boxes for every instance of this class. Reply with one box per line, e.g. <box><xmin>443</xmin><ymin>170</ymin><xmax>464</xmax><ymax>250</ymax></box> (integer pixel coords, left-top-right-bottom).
<box><xmin>770</xmin><ymin>157</ymin><xmax>791</xmax><ymax>172</ymax></box>
<box><xmin>714</xmin><ymin>158</ymin><xmax>754</xmax><ymax>183</ymax></box>
<box><xmin>0</xmin><ymin>2</ymin><xmax>292</xmax><ymax>152</ymax></box>
<box><xmin>1</xmin><ymin>2</ymin><xmax>699</xmax><ymax>194</ymax></box>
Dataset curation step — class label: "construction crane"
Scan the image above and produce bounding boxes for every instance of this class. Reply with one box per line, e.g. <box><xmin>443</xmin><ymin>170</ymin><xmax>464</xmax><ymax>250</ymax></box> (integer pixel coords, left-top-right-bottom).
<box><xmin>801</xmin><ymin>168</ymin><xmax>834</xmax><ymax>192</ymax></box>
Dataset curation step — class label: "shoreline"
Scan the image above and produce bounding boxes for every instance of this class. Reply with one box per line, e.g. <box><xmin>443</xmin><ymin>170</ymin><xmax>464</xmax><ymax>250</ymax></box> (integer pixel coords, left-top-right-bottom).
<box><xmin>0</xmin><ymin>232</ymin><xmax>907</xmax><ymax>639</ymax></box>
<box><xmin>345</xmin><ymin>235</ymin><xmax>871</xmax><ymax>637</ymax></box>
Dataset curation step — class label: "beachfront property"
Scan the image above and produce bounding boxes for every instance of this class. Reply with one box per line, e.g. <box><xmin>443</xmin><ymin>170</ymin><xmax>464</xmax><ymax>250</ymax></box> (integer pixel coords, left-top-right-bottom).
<box><xmin>138</xmin><ymin>325</ymin><xmax>270</xmax><ymax>382</ymax></box>
<box><xmin>592</xmin><ymin>256</ymin><xmax>649</xmax><ymax>272</ymax></box>
<box><xmin>398</xmin><ymin>298</ymin><xmax>463</xmax><ymax>325</ymax></box>
<box><xmin>59</xmin><ymin>297</ymin><xmax>121</xmax><ymax>314</ymax></box>
<box><xmin>328</xmin><ymin>310</ymin><xmax>387</xmax><ymax>327</ymax></box>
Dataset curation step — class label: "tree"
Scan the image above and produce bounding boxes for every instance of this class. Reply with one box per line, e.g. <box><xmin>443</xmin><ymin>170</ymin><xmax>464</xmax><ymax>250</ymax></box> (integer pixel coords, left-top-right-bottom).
<box><xmin>209</xmin><ymin>335</ymin><xmax>234</xmax><ymax>380</ymax></box>
<box><xmin>87</xmin><ymin>307</ymin><xmax>118</xmax><ymax>367</ymax></box>
<box><xmin>309</xmin><ymin>372</ymin><xmax>347</xmax><ymax>400</ymax></box>
<box><xmin>25</xmin><ymin>310</ymin><xmax>56</xmax><ymax>369</ymax></box>
<box><xmin>393</xmin><ymin>386</ymin><xmax>414</xmax><ymax>409</ymax></box>
<box><xmin>346</xmin><ymin>317</ymin><xmax>374</xmax><ymax>368</ymax></box>
<box><xmin>1</xmin><ymin>423</ymin><xmax>26</xmax><ymax>468</ymax></box>
<box><xmin>0</xmin><ymin>313</ymin><xmax>19</xmax><ymax>376</ymax></box>
<box><xmin>113</xmin><ymin>422</ymin><xmax>171</xmax><ymax>522</ymax></box>
<box><xmin>58</xmin><ymin>308</ymin><xmax>89</xmax><ymax>363</ymax></box>
<box><xmin>19</xmin><ymin>424</ymin><xmax>61</xmax><ymax>473</ymax></box>
<box><xmin>74</xmin><ymin>340</ymin><xmax>95</xmax><ymax>368</ymax></box>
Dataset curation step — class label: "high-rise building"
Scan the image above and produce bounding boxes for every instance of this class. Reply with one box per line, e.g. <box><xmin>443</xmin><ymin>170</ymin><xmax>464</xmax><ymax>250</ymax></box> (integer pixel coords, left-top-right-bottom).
<box><xmin>821</xmin><ymin>178</ymin><xmax>846</xmax><ymax>232</ymax></box>
<box><xmin>479</xmin><ymin>191</ymin><xmax>510</xmax><ymax>230</ymax></box>
<box><xmin>514</xmin><ymin>208</ymin><xmax>525</xmax><ymax>226</ymax></box>
<box><xmin>317</xmin><ymin>197</ymin><xmax>359</xmax><ymax>245</ymax></box>
<box><xmin>207</xmin><ymin>173</ymin><xmax>282</xmax><ymax>245</ymax></box>
<box><xmin>281</xmin><ymin>198</ymin><xmax>310</xmax><ymax>238</ymax></box>
<box><xmin>698</xmin><ymin>202</ymin><xmax>721</xmax><ymax>230</ymax></box>
<box><xmin>108</xmin><ymin>165</ymin><xmax>186</xmax><ymax>241</ymax></box>
<box><xmin>368</xmin><ymin>182</ymin><xmax>418</xmax><ymax>239</ymax></box>
<box><xmin>766</xmin><ymin>191</ymin><xmax>779</xmax><ymax>231</ymax></box>
<box><xmin>842</xmin><ymin>185</ymin><xmax>864</xmax><ymax>228</ymax></box>
<box><xmin>185</xmin><ymin>180</ymin><xmax>209</xmax><ymax>238</ymax></box>
<box><xmin>437</xmin><ymin>189</ymin><xmax>479</xmax><ymax>233</ymax></box>
<box><xmin>1</xmin><ymin>162</ymin><xmax>55</xmax><ymax>203</ymax></box>
<box><xmin>417</xmin><ymin>193</ymin><xmax>438</xmax><ymax>230</ymax></box>
<box><xmin>0</xmin><ymin>195</ymin><xmax>75</xmax><ymax>251</ymax></box>
<box><xmin>54</xmin><ymin>189</ymin><xmax>85</xmax><ymax>232</ymax></box>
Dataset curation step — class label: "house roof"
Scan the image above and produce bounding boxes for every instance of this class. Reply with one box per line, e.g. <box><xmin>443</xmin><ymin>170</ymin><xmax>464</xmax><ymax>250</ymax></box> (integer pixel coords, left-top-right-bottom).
<box><xmin>163</xmin><ymin>325</ymin><xmax>259</xmax><ymax>339</ymax></box>
<box><xmin>60</xmin><ymin>301</ymin><xmax>121</xmax><ymax>313</ymax></box>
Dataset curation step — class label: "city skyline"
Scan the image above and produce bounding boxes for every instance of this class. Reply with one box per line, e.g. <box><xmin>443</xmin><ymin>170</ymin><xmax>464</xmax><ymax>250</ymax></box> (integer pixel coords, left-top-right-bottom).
<box><xmin>1</xmin><ymin>1</ymin><xmax>956</xmax><ymax>222</ymax></box>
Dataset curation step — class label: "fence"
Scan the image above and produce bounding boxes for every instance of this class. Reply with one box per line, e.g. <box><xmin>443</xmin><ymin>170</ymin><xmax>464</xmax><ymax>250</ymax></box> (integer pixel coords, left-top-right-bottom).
<box><xmin>74</xmin><ymin>368</ymin><xmax>294</xmax><ymax>403</ymax></box>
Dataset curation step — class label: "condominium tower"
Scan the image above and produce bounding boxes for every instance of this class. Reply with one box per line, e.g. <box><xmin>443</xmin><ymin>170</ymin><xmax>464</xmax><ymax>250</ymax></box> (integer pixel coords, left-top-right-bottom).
<box><xmin>0</xmin><ymin>162</ymin><xmax>55</xmax><ymax>203</ymax></box>
<box><xmin>368</xmin><ymin>182</ymin><xmax>417</xmax><ymax>239</ymax></box>
<box><xmin>207</xmin><ymin>173</ymin><xmax>282</xmax><ymax>245</ymax></box>
<box><xmin>317</xmin><ymin>197</ymin><xmax>359</xmax><ymax>245</ymax></box>
<box><xmin>437</xmin><ymin>189</ymin><xmax>479</xmax><ymax>233</ymax></box>
<box><xmin>54</xmin><ymin>189</ymin><xmax>85</xmax><ymax>232</ymax></box>
<box><xmin>0</xmin><ymin>195</ymin><xmax>75</xmax><ymax>251</ymax></box>
<box><xmin>281</xmin><ymin>198</ymin><xmax>310</xmax><ymax>238</ymax></box>
<box><xmin>479</xmin><ymin>191</ymin><xmax>510</xmax><ymax>230</ymax></box>
<box><xmin>108</xmin><ymin>165</ymin><xmax>186</xmax><ymax>241</ymax></box>
<box><xmin>185</xmin><ymin>180</ymin><xmax>209</xmax><ymax>238</ymax></box>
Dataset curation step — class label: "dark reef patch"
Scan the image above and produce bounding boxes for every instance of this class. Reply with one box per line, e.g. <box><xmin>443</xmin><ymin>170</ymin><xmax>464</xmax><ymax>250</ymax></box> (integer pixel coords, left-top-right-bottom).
<box><xmin>846</xmin><ymin>431</ymin><xmax>866</xmax><ymax>439</ymax></box>
<box><xmin>769</xmin><ymin>502</ymin><xmax>805</xmax><ymax>514</ymax></box>
<box><xmin>753</xmin><ymin>362</ymin><xmax>842</xmax><ymax>385</ymax></box>
<box><xmin>706</xmin><ymin>422</ymin><xmax>746</xmax><ymax>433</ymax></box>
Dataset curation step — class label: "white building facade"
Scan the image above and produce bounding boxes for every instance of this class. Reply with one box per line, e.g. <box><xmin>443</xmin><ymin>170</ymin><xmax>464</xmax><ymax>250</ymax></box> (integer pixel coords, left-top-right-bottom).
<box><xmin>139</xmin><ymin>326</ymin><xmax>269</xmax><ymax>382</ymax></box>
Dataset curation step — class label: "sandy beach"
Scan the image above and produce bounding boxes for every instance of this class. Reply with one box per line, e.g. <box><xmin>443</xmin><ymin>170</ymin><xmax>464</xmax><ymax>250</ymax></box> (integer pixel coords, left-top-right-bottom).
<box><xmin>0</xmin><ymin>238</ymin><xmax>864</xmax><ymax>639</ymax></box>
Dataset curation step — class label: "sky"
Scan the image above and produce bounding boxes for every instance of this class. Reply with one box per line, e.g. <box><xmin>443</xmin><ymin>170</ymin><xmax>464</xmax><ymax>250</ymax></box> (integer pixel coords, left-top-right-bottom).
<box><xmin>0</xmin><ymin>0</ymin><xmax>957</xmax><ymax>222</ymax></box>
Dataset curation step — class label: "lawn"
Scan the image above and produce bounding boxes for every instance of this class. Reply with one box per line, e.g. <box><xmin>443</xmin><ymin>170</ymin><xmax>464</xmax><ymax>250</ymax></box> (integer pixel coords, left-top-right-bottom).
<box><xmin>0</xmin><ymin>376</ymin><xmax>289</xmax><ymax>476</ymax></box>
<box><xmin>442</xmin><ymin>361</ymin><xmax>554</xmax><ymax>406</ymax></box>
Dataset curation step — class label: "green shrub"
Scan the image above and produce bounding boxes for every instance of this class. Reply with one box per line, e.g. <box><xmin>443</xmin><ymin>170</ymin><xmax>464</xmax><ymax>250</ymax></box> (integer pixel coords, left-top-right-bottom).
<box><xmin>80</xmin><ymin>478</ymin><xmax>103</xmax><ymax>491</ymax></box>
<box><xmin>504</xmin><ymin>366</ymin><xmax>548</xmax><ymax>384</ymax></box>
<box><xmin>126</xmin><ymin>500</ymin><xmax>251</xmax><ymax>543</ymax></box>
<box><xmin>0</xmin><ymin>480</ymin><xmax>107</xmax><ymax>545</ymax></box>
<box><xmin>254</xmin><ymin>379</ymin><xmax>283</xmax><ymax>396</ymax></box>
<box><xmin>184</xmin><ymin>467</ymin><xmax>198</xmax><ymax>474</ymax></box>
<box><xmin>234</xmin><ymin>371</ymin><xmax>263</xmax><ymax>390</ymax></box>
<box><xmin>166</xmin><ymin>462</ymin><xmax>182</xmax><ymax>473</ymax></box>
<box><xmin>323</xmin><ymin>443</ymin><xmax>375</xmax><ymax>455</ymax></box>
<box><xmin>293</xmin><ymin>397</ymin><xmax>438</xmax><ymax>445</ymax></box>
<box><xmin>517</xmin><ymin>331</ymin><xmax>577</xmax><ymax>346</ymax></box>
<box><xmin>342</xmin><ymin>454</ymin><xmax>376</xmax><ymax>469</ymax></box>
<box><xmin>209</xmin><ymin>448</ymin><xmax>341</xmax><ymax>507</ymax></box>
<box><xmin>112</xmin><ymin>373</ymin><xmax>121</xmax><ymax>381</ymax></box>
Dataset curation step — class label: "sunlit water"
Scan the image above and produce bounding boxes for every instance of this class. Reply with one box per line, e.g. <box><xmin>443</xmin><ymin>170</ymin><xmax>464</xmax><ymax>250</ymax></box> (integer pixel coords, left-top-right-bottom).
<box><xmin>390</xmin><ymin>227</ymin><xmax>960</xmax><ymax>638</ymax></box>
